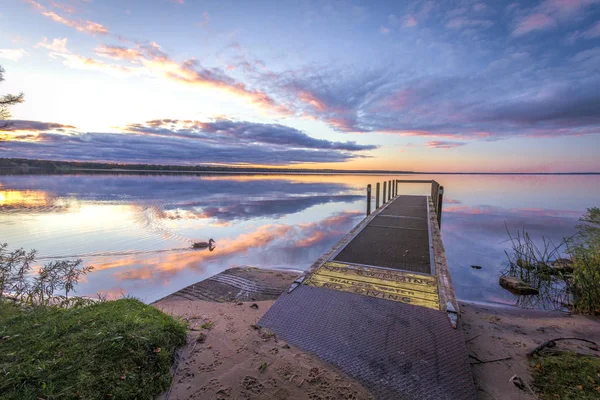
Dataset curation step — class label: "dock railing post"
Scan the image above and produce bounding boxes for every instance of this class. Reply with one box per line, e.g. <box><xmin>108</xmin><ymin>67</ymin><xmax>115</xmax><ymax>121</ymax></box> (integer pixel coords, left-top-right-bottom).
<box><xmin>437</xmin><ymin>186</ymin><xmax>444</xmax><ymax>227</ymax></box>
<box><xmin>388</xmin><ymin>180</ymin><xmax>391</xmax><ymax>200</ymax></box>
<box><xmin>366</xmin><ymin>184</ymin><xmax>371</xmax><ymax>216</ymax></box>
<box><xmin>376</xmin><ymin>182</ymin><xmax>380</xmax><ymax>209</ymax></box>
<box><xmin>394</xmin><ymin>180</ymin><xmax>398</xmax><ymax>197</ymax></box>
<box><xmin>383</xmin><ymin>181</ymin><xmax>387</xmax><ymax>204</ymax></box>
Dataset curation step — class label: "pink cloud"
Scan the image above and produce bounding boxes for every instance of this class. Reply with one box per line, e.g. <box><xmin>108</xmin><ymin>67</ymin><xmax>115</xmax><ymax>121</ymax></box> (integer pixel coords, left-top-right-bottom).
<box><xmin>26</xmin><ymin>1</ymin><xmax>108</xmax><ymax>35</ymax></box>
<box><xmin>513</xmin><ymin>13</ymin><xmax>556</xmax><ymax>36</ymax></box>
<box><xmin>426</xmin><ymin>140</ymin><xmax>467</xmax><ymax>149</ymax></box>
<box><xmin>404</xmin><ymin>16</ymin><xmax>417</xmax><ymax>27</ymax></box>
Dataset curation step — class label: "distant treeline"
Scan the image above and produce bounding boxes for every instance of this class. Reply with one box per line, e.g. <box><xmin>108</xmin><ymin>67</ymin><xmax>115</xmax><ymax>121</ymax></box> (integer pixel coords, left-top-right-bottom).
<box><xmin>0</xmin><ymin>158</ymin><xmax>414</xmax><ymax>175</ymax></box>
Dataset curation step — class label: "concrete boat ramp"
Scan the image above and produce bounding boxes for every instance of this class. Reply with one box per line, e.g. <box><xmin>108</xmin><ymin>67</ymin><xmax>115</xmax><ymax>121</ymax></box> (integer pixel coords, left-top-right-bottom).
<box><xmin>259</xmin><ymin>182</ymin><xmax>477</xmax><ymax>399</ymax></box>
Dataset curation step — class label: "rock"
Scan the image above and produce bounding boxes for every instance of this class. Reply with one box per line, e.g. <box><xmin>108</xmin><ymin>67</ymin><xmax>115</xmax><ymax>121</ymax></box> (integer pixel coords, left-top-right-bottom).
<box><xmin>552</xmin><ymin>258</ymin><xmax>574</xmax><ymax>274</ymax></box>
<box><xmin>499</xmin><ymin>276</ymin><xmax>539</xmax><ymax>295</ymax></box>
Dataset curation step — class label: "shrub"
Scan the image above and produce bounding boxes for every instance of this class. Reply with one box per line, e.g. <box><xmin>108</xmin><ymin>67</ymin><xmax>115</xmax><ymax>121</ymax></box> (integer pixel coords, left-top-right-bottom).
<box><xmin>0</xmin><ymin>243</ymin><xmax>93</xmax><ymax>306</ymax></box>
<box><xmin>567</xmin><ymin>207</ymin><xmax>600</xmax><ymax>314</ymax></box>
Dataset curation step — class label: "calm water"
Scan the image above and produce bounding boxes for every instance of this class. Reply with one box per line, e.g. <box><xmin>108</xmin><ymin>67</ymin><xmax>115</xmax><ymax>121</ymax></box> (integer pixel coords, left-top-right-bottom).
<box><xmin>1</xmin><ymin>173</ymin><xmax>598</xmax><ymax>305</ymax></box>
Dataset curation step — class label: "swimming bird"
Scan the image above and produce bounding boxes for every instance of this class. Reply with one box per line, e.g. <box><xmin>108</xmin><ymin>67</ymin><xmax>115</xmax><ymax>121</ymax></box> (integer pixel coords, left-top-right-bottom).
<box><xmin>192</xmin><ymin>239</ymin><xmax>215</xmax><ymax>250</ymax></box>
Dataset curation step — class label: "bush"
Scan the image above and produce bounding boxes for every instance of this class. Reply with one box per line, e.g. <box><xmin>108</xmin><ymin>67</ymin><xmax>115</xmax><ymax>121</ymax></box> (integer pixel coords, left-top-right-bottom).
<box><xmin>0</xmin><ymin>243</ymin><xmax>93</xmax><ymax>306</ymax></box>
<box><xmin>567</xmin><ymin>207</ymin><xmax>600</xmax><ymax>314</ymax></box>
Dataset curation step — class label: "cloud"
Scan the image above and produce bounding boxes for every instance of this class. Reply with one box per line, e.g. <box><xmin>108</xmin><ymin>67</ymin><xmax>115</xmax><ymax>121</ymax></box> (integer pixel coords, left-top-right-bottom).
<box><xmin>512</xmin><ymin>0</ymin><xmax>598</xmax><ymax>36</ymax></box>
<box><xmin>404</xmin><ymin>16</ymin><xmax>418</xmax><ymax>27</ymax></box>
<box><xmin>570</xmin><ymin>20</ymin><xmax>600</xmax><ymax>41</ymax></box>
<box><xmin>2</xmin><ymin>120</ymin><xmax>77</xmax><ymax>132</ymax></box>
<box><xmin>58</xmin><ymin>42</ymin><xmax>289</xmax><ymax>114</ymax></box>
<box><xmin>49</xmin><ymin>1</ymin><xmax>76</xmax><ymax>13</ymax></box>
<box><xmin>446</xmin><ymin>17</ymin><xmax>493</xmax><ymax>29</ymax></box>
<box><xmin>123</xmin><ymin>119</ymin><xmax>377</xmax><ymax>151</ymax></box>
<box><xmin>197</xmin><ymin>11</ymin><xmax>210</xmax><ymax>28</ymax></box>
<box><xmin>25</xmin><ymin>0</ymin><xmax>109</xmax><ymax>35</ymax></box>
<box><xmin>95</xmin><ymin>44</ymin><xmax>142</xmax><ymax>61</ymax></box>
<box><xmin>0</xmin><ymin>49</ymin><xmax>28</xmax><ymax>61</ymax></box>
<box><xmin>426</xmin><ymin>140</ymin><xmax>467</xmax><ymax>149</ymax></box>
<box><xmin>268</xmin><ymin>55</ymin><xmax>600</xmax><ymax>141</ymax></box>
<box><xmin>513</xmin><ymin>13</ymin><xmax>556</xmax><ymax>36</ymax></box>
<box><xmin>379</xmin><ymin>26</ymin><xmax>391</xmax><ymax>35</ymax></box>
<box><xmin>36</xmin><ymin>37</ymin><xmax>69</xmax><ymax>53</ymax></box>
<box><xmin>1</xmin><ymin>118</ymin><xmax>376</xmax><ymax>165</ymax></box>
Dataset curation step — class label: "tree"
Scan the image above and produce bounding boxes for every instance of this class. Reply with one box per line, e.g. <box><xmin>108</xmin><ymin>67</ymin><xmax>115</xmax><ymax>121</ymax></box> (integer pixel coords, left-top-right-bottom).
<box><xmin>0</xmin><ymin>65</ymin><xmax>24</xmax><ymax>130</ymax></box>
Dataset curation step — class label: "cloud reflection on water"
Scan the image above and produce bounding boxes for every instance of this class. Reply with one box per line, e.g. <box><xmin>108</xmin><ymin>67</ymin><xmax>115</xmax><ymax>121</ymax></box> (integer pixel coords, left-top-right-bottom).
<box><xmin>1</xmin><ymin>173</ymin><xmax>598</xmax><ymax>305</ymax></box>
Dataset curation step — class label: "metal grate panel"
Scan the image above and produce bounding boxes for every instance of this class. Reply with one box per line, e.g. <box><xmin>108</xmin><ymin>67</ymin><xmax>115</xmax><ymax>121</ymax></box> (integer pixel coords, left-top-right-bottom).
<box><xmin>259</xmin><ymin>285</ymin><xmax>477</xmax><ymax>400</ymax></box>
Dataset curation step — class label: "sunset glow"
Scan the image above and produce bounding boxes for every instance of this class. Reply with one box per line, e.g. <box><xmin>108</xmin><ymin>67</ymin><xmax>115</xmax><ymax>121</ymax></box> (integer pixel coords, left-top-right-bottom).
<box><xmin>0</xmin><ymin>0</ymin><xmax>599</xmax><ymax>172</ymax></box>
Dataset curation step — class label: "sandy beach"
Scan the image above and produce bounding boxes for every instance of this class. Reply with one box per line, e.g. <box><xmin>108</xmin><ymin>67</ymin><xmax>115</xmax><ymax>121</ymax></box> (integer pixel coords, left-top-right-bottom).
<box><xmin>154</xmin><ymin>299</ymin><xmax>374</xmax><ymax>400</ymax></box>
<box><xmin>461</xmin><ymin>301</ymin><xmax>600</xmax><ymax>399</ymax></box>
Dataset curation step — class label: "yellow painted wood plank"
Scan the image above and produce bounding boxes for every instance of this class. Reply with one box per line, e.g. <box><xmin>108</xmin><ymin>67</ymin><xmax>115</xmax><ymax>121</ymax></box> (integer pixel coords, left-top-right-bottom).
<box><xmin>304</xmin><ymin>262</ymin><xmax>440</xmax><ymax>310</ymax></box>
<box><xmin>307</xmin><ymin>273</ymin><xmax>440</xmax><ymax>303</ymax></box>
<box><xmin>320</xmin><ymin>262</ymin><xmax>438</xmax><ymax>293</ymax></box>
<box><xmin>305</xmin><ymin>274</ymin><xmax>440</xmax><ymax>310</ymax></box>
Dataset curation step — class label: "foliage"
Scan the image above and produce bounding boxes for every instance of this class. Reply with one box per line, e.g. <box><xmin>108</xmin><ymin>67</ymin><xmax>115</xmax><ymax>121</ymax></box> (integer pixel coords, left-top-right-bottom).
<box><xmin>0</xmin><ymin>298</ymin><xmax>187</xmax><ymax>400</ymax></box>
<box><xmin>0</xmin><ymin>65</ymin><xmax>24</xmax><ymax>129</ymax></box>
<box><xmin>531</xmin><ymin>352</ymin><xmax>600</xmax><ymax>400</ymax></box>
<box><xmin>0</xmin><ymin>243</ymin><xmax>93</xmax><ymax>307</ymax></box>
<box><xmin>567</xmin><ymin>207</ymin><xmax>600</xmax><ymax>314</ymax></box>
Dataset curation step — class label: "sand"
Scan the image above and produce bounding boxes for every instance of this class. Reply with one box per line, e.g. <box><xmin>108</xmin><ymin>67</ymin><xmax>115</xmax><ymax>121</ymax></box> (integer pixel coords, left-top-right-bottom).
<box><xmin>155</xmin><ymin>299</ymin><xmax>373</xmax><ymax>400</ymax></box>
<box><xmin>460</xmin><ymin>301</ymin><xmax>600</xmax><ymax>400</ymax></box>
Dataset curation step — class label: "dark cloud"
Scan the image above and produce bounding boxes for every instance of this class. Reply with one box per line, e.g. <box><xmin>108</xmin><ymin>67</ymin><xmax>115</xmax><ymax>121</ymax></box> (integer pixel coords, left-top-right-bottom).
<box><xmin>1</xmin><ymin>119</ymin><xmax>376</xmax><ymax>165</ymax></box>
<box><xmin>124</xmin><ymin>119</ymin><xmax>377</xmax><ymax>151</ymax></box>
<box><xmin>3</xmin><ymin>120</ymin><xmax>77</xmax><ymax>131</ymax></box>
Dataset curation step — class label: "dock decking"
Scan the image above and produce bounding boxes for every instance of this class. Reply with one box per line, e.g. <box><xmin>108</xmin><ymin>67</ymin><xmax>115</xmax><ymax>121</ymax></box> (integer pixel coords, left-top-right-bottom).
<box><xmin>259</xmin><ymin>183</ymin><xmax>477</xmax><ymax>399</ymax></box>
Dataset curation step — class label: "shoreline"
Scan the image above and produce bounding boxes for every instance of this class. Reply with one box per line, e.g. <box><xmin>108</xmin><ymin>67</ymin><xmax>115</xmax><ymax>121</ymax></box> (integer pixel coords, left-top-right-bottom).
<box><xmin>153</xmin><ymin>267</ymin><xmax>600</xmax><ymax>399</ymax></box>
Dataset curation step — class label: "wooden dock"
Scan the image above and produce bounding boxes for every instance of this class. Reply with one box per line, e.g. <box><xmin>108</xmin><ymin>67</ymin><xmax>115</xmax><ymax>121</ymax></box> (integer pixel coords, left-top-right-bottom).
<box><xmin>259</xmin><ymin>180</ymin><xmax>477</xmax><ymax>399</ymax></box>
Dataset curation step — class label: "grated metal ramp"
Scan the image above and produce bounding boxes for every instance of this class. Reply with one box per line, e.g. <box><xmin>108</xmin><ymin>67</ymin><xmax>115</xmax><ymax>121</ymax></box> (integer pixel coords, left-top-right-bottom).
<box><xmin>259</xmin><ymin>285</ymin><xmax>477</xmax><ymax>400</ymax></box>
<box><xmin>258</xmin><ymin>194</ymin><xmax>477</xmax><ymax>399</ymax></box>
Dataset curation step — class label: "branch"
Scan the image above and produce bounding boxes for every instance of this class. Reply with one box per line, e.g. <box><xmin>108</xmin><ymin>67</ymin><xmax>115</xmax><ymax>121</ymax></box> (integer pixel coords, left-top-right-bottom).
<box><xmin>527</xmin><ymin>337</ymin><xmax>598</xmax><ymax>358</ymax></box>
<box><xmin>470</xmin><ymin>356</ymin><xmax>512</xmax><ymax>365</ymax></box>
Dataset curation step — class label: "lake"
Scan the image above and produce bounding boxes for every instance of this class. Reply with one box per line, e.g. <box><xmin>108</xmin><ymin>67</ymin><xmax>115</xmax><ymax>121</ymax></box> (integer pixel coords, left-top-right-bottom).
<box><xmin>1</xmin><ymin>173</ymin><xmax>598</xmax><ymax>306</ymax></box>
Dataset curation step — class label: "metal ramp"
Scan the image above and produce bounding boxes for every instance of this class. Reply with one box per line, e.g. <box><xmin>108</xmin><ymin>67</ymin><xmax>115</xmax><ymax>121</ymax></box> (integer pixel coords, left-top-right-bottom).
<box><xmin>259</xmin><ymin>191</ymin><xmax>477</xmax><ymax>399</ymax></box>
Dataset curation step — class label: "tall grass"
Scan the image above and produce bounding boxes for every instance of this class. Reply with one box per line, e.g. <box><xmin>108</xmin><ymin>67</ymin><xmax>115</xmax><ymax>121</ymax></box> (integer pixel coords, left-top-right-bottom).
<box><xmin>567</xmin><ymin>207</ymin><xmax>600</xmax><ymax>314</ymax></box>
<box><xmin>503</xmin><ymin>207</ymin><xmax>600</xmax><ymax>314</ymax></box>
<box><xmin>502</xmin><ymin>226</ymin><xmax>571</xmax><ymax>309</ymax></box>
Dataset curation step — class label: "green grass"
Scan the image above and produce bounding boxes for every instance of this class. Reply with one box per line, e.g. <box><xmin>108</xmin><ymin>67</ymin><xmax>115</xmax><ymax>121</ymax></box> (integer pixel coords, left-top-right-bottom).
<box><xmin>532</xmin><ymin>352</ymin><xmax>600</xmax><ymax>399</ymax></box>
<box><xmin>0</xmin><ymin>299</ymin><xmax>186</xmax><ymax>400</ymax></box>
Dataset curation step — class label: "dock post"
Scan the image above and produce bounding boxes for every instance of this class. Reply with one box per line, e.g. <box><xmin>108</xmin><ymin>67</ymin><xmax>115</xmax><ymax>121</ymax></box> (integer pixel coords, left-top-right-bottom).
<box><xmin>394</xmin><ymin>180</ymin><xmax>397</xmax><ymax>197</ymax></box>
<box><xmin>376</xmin><ymin>182</ymin><xmax>380</xmax><ymax>209</ymax></box>
<box><xmin>388</xmin><ymin>180</ymin><xmax>391</xmax><ymax>200</ymax></box>
<box><xmin>383</xmin><ymin>181</ymin><xmax>387</xmax><ymax>204</ymax></box>
<box><xmin>366</xmin><ymin>184</ymin><xmax>372</xmax><ymax>216</ymax></box>
<box><xmin>437</xmin><ymin>186</ymin><xmax>444</xmax><ymax>227</ymax></box>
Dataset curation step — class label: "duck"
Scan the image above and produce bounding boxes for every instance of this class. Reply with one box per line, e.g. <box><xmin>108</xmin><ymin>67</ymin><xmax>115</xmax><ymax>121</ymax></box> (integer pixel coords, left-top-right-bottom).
<box><xmin>192</xmin><ymin>238</ymin><xmax>215</xmax><ymax>250</ymax></box>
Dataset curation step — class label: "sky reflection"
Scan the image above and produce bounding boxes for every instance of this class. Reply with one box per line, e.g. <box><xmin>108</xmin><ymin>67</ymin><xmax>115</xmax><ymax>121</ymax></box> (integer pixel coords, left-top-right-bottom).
<box><xmin>0</xmin><ymin>173</ymin><xmax>598</xmax><ymax>305</ymax></box>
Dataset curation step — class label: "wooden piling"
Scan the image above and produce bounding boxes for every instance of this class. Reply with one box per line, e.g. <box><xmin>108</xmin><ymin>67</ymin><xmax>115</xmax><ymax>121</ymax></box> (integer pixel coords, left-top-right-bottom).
<box><xmin>376</xmin><ymin>182</ymin><xmax>380</xmax><ymax>209</ymax></box>
<box><xmin>366</xmin><ymin>184</ymin><xmax>372</xmax><ymax>216</ymax></box>
<box><xmin>383</xmin><ymin>181</ymin><xmax>387</xmax><ymax>204</ymax></box>
<box><xmin>437</xmin><ymin>186</ymin><xmax>444</xmax><ymax>227</ymax></box>
<box><xmin>389</xmin><ymin>180</ymin><xmax>392</xmax><ymax>200</ymax></box>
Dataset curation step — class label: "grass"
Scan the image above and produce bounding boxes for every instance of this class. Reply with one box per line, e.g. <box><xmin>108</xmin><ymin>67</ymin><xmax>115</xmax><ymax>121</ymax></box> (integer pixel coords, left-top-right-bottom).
<box><xmin>532</xmin><ymin>352</ymin><xmax>600</xmax><ymax>399</ymax></box>
<box><xmin>0</xmin><ymin>298</ymin><xmax>186</xmax><ymax>400</ymax></box>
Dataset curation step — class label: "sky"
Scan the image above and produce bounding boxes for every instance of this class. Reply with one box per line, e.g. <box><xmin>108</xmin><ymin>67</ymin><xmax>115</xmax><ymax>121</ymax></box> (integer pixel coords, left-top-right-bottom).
<box><xmin>0</xmin><ymin>0</ymin><xmax>599</xmax><ymax>172</ymax></box>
